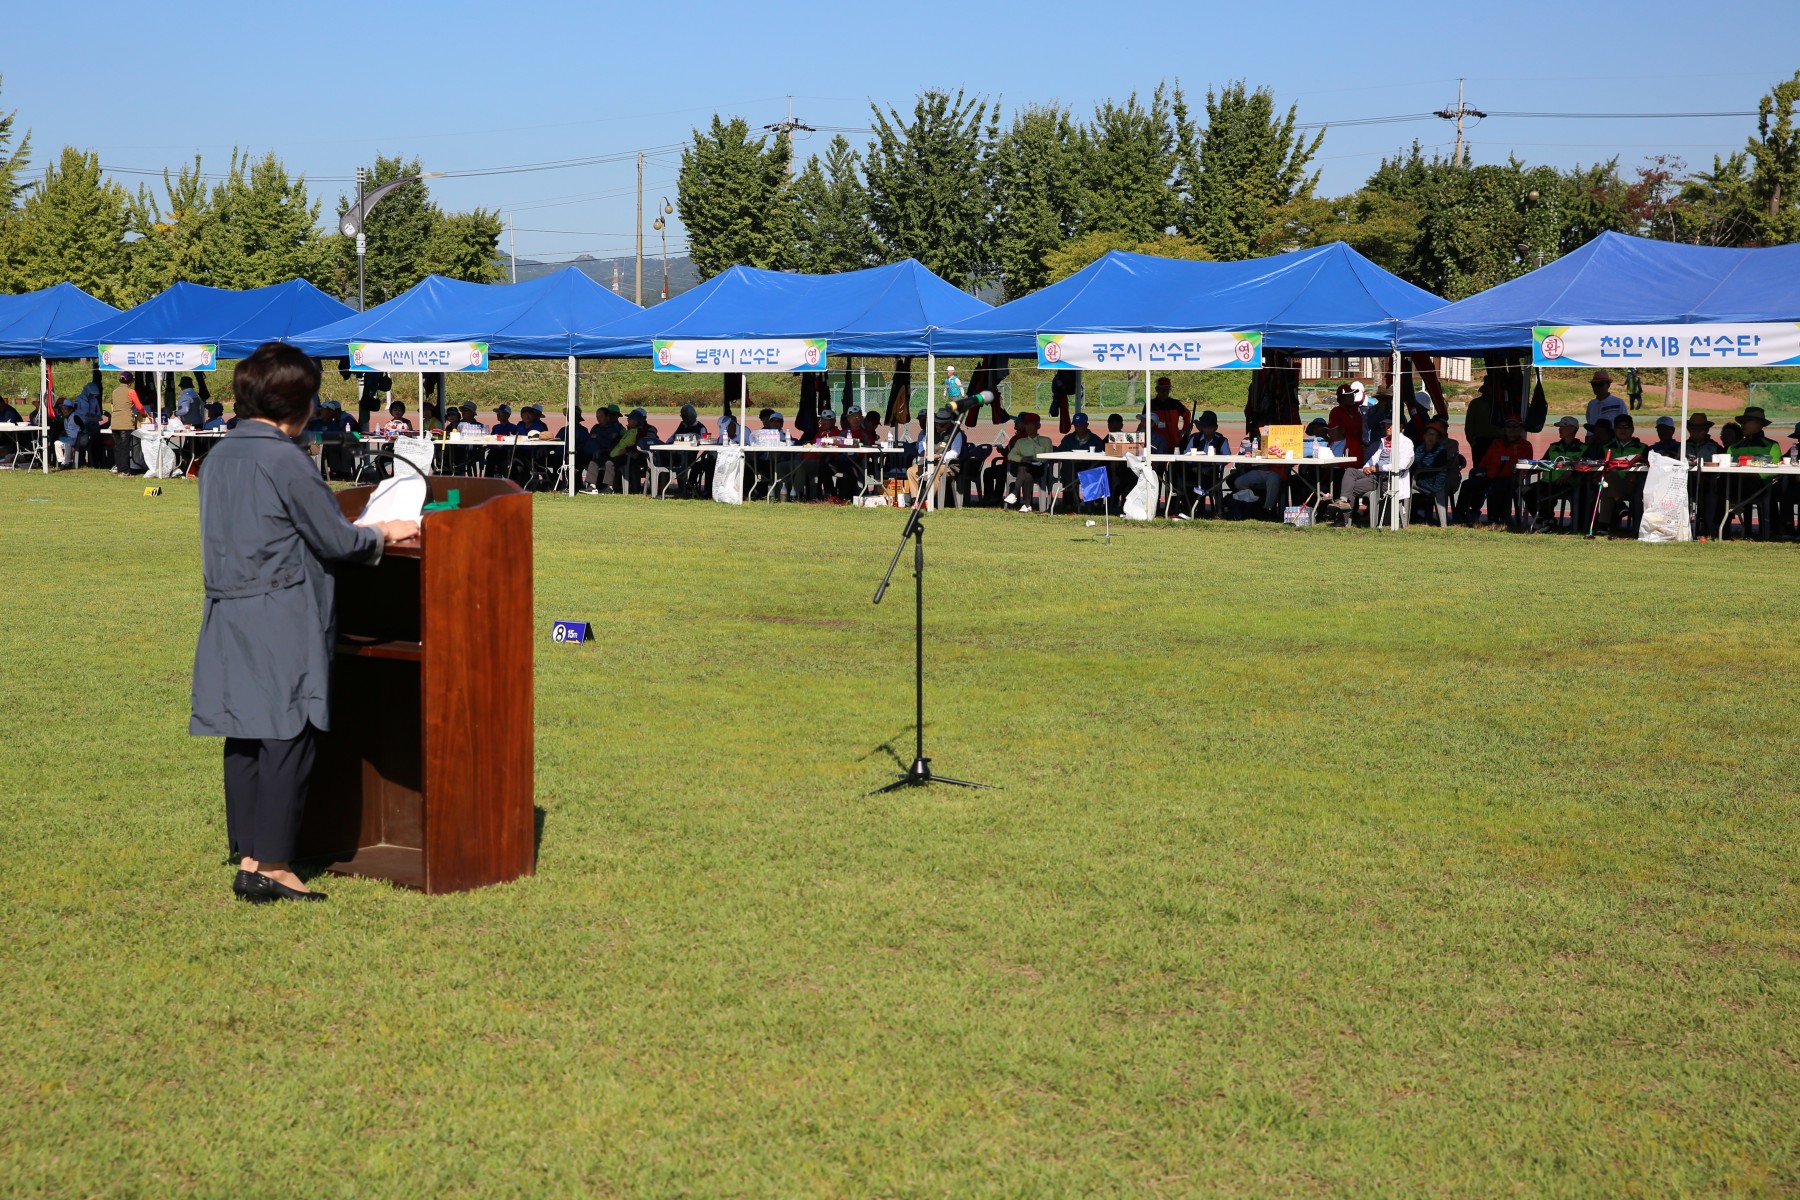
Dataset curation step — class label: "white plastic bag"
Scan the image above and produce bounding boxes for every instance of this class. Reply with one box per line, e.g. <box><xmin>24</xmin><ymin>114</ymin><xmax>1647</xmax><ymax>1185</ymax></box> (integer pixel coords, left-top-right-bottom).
<box><xmin>140</xmin><ymin>430</ymin><xmax>178</xmax><ymax>479</ymax></box>
<box><xmin>1121</xmin><ymin>452</ymin><xmax>1157</xmax><ymax>521</ymax></box>
<box><xmin>393</xmin><ymin>433</ymin><xmax>435</xmax><ymax>479</ymax></box>
<box><xmin>1637</xmin><ymin>452</ymin><xmax>1691</xmax><ymax>543</ymax></box>
<box><xmin>711</xmin><ymin>443</ymin><xmax>744</xmax><ymax>505</ymax></box>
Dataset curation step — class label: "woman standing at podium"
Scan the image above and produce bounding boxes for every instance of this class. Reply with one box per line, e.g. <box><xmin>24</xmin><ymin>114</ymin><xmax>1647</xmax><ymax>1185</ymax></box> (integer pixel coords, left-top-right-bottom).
<box><xmin>190</xmin><ymin>343</ymin><xmax>418</xmax><ymax>904</ymax></box>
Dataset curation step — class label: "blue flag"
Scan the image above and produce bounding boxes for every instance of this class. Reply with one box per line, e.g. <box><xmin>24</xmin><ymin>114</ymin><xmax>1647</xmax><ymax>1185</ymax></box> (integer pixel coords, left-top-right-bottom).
<box><xmin>1078</xmin><ymin>466</ymin><xmax>1111</xmax><ymax>502</ymax></box>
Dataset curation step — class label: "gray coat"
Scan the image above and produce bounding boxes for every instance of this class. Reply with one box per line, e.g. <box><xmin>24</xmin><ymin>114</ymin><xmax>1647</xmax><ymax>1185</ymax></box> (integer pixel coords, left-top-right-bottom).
<box><xmin>190</xmin><ymin>420</ymin><xmax>382</xmax><ymax>739</ymax></box>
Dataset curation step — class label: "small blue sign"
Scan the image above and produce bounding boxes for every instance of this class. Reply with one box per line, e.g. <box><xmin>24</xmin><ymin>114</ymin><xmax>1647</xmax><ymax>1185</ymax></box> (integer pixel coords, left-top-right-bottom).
<box><xmin>551</xmin><ymin>620</ymin><xmax>588</xmax><ymax>645</ymax></box>
<box><xmin>1078</xmin><ymin>466</ymin><xmax>1111</xmax><ymax>502</ymax></box>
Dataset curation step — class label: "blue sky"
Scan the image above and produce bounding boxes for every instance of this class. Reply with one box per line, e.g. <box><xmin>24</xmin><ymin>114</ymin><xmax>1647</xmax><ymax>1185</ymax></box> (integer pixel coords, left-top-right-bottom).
<box><xmin>7</xmin><ymin>0</ymin><xmax>1797</xmax><ymax>268</ymax></box>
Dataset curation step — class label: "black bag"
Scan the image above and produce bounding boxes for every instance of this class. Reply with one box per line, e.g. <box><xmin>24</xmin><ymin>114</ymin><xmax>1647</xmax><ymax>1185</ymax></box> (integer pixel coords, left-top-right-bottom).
<box><xmin>1525</xmin><ymin>368</ymin><xmax>1547</xmax><ymax>433</ymax></box>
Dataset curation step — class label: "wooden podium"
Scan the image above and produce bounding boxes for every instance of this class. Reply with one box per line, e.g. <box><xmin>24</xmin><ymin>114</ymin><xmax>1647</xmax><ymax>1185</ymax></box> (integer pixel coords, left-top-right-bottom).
<box><xmin>295</xmin><ymin>475</ymin><xmax>535</xmax><ymax>894</ymax></box>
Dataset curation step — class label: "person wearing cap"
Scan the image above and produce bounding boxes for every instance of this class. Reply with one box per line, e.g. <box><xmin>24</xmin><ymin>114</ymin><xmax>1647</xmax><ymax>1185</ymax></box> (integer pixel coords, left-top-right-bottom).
<box><xmin>1647</xmin><ymin>415</ymin><xmax>1680</xmax><ymax>459</ymax></box>
<box><xmin>1329</xmin><ymin>415</ymin><xmax>1413</xmax><ymax>524</ymax></box>
<box><xmin>174</xmin><ymin>377</ymin><xmax>206</xmax><ymax>429</ymax></box>
<box><xmin>1050</xmin><ymin>411</ymin><xmax>1107</xmax><ymax>512</ymax></box>
<box><xmin>1174</xmin><ymin>410</ymin><xmax>1232</xmax><ymax>518</ymax></box>
<box><xmin>454</xmin><ymin>401</ymin><xmax>483</xmax><ymax>433</ymax></box>
<box><xmin>488</xmin><ymin>403</ymin><xmax>517</xmax><ymax>437</ymax></box>
<box><xmin>52</xmin><ymin>400</ymin><xmax>86</xmax><ymax>468</ymax></box>
<box><xmin>1593</xmin><ymin>413</ymin><xmax>1650</xmax><ymax>536</ymax></box>
<box><xmin>1000</xmin><ymin>412</ymin><xmax>1053</xmax><ymax>511</ymax></box>
<box><xmin>202</xmin><ymin>402</ymin><xmax>229</xmax><ymax>432</ymax></box>
<box><xmin>579</xmin><ymin>406</ymin><xmax>621</xmax><ymax>492</ymax></box>
<box><xmin>515</xmin><ymin>404</ymin><xmax>549</xmax><ymax>436</ymax></box>
<box><xmin>672</xmin><ymin>402</ymin><xmax>707</xmax><ymax>442</ymax></box>
<box><xmin>1720</xmin><ymin>407</ymin><xmax>1782</xmax><ymax>538</ymax></box>
<box><xmin>801</xmin><ymin>407</ymin><xmax>854</xmax><ymax>501</ymax></box>
<box><xmin>108</xmin><ymin>371</ymin><xmax>146</xmax><ymax>474</ymax></box>
<box><xmin>1148</xmin><ymin>377</ymin><xmax>1191</xmax><ymax>453</ymax></box>
<box><xmin>1455</xmin><ymin>415</ymin><xmax>1533</xmax><ymax>528</ymax></box>
<box><xmin>909</xmin><ymin>408</ymin><xmax>972</xmax><ymax>507</ymax></box>
<box><xmin>1326</xmin><ymin>383</ymin><xmax>1363</xmax><ymax>464</ymax></box>
<box><xmin>1585</xmin><ymin>370</ymin><xmax>1629</xmax><ymax>428</ymax></box>
<box><xmin>1525</xmin><ymin>416</ymin><xmax>1588</xmax><ymax>531</ymax></box>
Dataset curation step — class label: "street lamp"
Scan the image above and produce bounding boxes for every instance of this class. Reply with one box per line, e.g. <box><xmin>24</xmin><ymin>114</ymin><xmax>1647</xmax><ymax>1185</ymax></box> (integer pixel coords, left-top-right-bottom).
<box><xmin>340</xmin><ymin>169</ymin><xmax>446</xmax><ymax>310</ymax></box>
<box><xmin>652</xmin><ymin>197</ymin><xmax>673</xmax><ymax>301</ymax></box>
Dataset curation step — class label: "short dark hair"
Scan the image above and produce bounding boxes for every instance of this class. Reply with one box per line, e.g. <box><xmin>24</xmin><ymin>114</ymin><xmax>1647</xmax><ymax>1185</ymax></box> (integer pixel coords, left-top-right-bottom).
<box><xmin>233</xmin><ymin>343</ymin><xmax>319</xmax><ymax>424</ymax></box>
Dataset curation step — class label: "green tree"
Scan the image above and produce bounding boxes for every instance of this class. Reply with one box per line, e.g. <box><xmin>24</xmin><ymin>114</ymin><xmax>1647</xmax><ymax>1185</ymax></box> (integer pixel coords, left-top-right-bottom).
<box><xmin>127</xmin><ymin>155</ymin><xmax>217</xmax><ymax>291</ymax></box>
<box><xmin>421</xmin><ymin>209</ymin><xmax>505</xmax><ymax>282</ymax></box>
<box><xmin>1256</xmin><ymin>191</ymin><xmax>1423</xmax><ymax>274</ymax></box>
<box><xmin>1042</xmin><ymin>230</ymin><xmax>1210</xmax><ymax>283</ymax></box>
<box><xmin>863</xmin><ymin>89</ymin><xmax>994</xmax><ymax>287</ymax></box>
<box><xmin>3</xmin><ymin>148</ymin><xmax>135</xmax><ymax>305</ymax></box>
<box><xmin>1672</xmin><ymin>153</ymin><xmax>1761</xmax><ymax>245</ymax></box>
<box><xmin>1078</xmin><ymin>86</ymin><xmax>1181</xmax><ymax>241</ymax></box>
<box><xmin>791</xmin><ymin>135</ymin><xmax>878</xmax><ymax>274</ymax></box>
<box><xmin>989</xmin><ymin>105</ymin><xmax>1082</xmax><ymax>299</ymax></box>
<box><xmin>0</xmin><ymin>74</ymin><xmax>31</xmax><ymax>210</ymax></box>
<box><xmin>209</xmin><ymin>151</ymin><xmax>327</xmax><ymax>289</ymax></box>
<box><xmin>1746</xmin><ymin>70</ymin><xmax>1800</xmax><ymax>243</ymax></box>
<box><xmin>676</xmin><ymin>116</ymin><xmax>793</xmax><ymax>279</ymax></box>
<box><xmin>1183</xmin><ymin>81</ymin><xmax>1322</xmax><ymax>260</ymax></box>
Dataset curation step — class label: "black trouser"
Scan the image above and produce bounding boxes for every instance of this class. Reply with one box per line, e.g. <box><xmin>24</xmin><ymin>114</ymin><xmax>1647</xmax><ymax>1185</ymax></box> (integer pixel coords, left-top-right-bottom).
<box><xmin>223</xmin><ymin>725</ymin><xmax>317</xmax><ymax>862</ymax></box>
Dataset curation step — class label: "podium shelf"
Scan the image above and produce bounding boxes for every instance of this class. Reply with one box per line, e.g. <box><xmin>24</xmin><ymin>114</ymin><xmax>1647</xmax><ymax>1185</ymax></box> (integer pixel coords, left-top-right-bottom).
<box><xmin>336</xmin><ymin>635</ymin><xmax>423</xmax><ymax>662</ymax></box>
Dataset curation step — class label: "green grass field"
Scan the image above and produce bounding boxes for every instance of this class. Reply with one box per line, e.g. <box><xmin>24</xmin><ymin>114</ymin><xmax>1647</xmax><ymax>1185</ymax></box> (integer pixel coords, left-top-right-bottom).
<box><xmin>3</xmin><ymin>472</ymin><xmax>1798</xmax><ymax>1197</ymax></box>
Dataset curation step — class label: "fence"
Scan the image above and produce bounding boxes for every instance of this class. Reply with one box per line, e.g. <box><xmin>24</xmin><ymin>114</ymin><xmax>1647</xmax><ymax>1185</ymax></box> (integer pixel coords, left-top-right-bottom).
<box><xmin>1746</xmin><ymin>382</ymin><xmax>1800</xmax><ymax>422</ymax></box>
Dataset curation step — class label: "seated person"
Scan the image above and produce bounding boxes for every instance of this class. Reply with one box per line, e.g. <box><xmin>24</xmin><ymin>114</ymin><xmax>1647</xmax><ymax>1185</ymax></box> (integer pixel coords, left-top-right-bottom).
<box><xmin>581</xmin><ymin>405</ymin><xmax>624</xmax><ymax>491</ymax></box>
<box><xmin>1723</xmin><ymin>407</ymin><xmax>1781</xmax><ymax>539</ymax></box>
<box><xmin>908</xmin><ymin>409</ymin><xmax>969</xmax><ymax>507</ymax></box>
<box><xmin>1528</xmin><ymin>416</ymin><xmax>1588</xmax><ymax>531</ymax></box>
<box><xmin>1326</xmin><ymin>383</ymin><xmax>1364</xmax><ymax>461</ymax></box>
<box><xmin>670</xmin><ymin>403</ymin><xmax>707</xmax><ymax>441</ymax></box>
<box><xmin>201</xmin><ymin>403</ymin><xmax>229</xmax><ymax>431</ymax></box>
<box><xmin>608</xmin><ymin>407</ymin><xmax>662</xmax><ymax>494</ymax></box>
<box><xmin>1647</xmin><ymin>415</ymin><xmax>1680</xmax><ymax>459</ymax></box>
<box><xmin>1148</xmin><ymin>377</ymin><xmax>1191</xmax><ymax>452</ymax></box>
<box><xmin>1226</xmin><ymin>458</ymin><xmax>1288</xmax><ymax>520</ymax></box>
<box><xmin>319</xmin><ymin>399</ymin><xmax>360</xmax><ymax>433</ymax></box>
<box><xmin>1328</xmin><ymin>416</ymin><xmax>1413</xmax><ymax>523</ymax></box>
<box><xmin>490</xmin><ymin>404</ymin><xmax>518</xmax><ymax>436</ymax></box>
<box><xmin>380</xmin><ymin>401</ymin><xmax>414</xmax><ymax>435</ymax></box>
<box><xmin>801</xmin><ymin>408</ymin><xmax>855</xmax><ymax>501</ymax></box>
<box><xmin>53</xmin><ymin>400</ymin><xmax>86</xmax><ymax>468</ymax></box>
<box><xmin>454</xmin><ymin>402</ymin><xmax>485</xmax><ymax>433</ymax></box>
<box><xmin>318</xmin><ymin>400</ymin><xmax>361</xmax><ymax>478</ymax></box>
<box><xmin>1176</xmin><ymin>410</ymin><xmax>1231</xmax><ymax>517</ymax></box>
<box><xmin>1410</xmin><ymin>421</ymin><xmax>1458</xmax><ymax>524</ymax></box>
<box><xmin>515</xmin><ymin>404</ymin><xmax>549</xmax><ymax>436</ymax></box>
<box><xmin>1001</xmin><ymin>412</ymin><xmax>1054</xmax><ymax>511</ymax></box>
<box><xmin>1594</xmin><ymin>413</ymin><xmax>1650</xmax><ymax>536</ymax></box>
<box><xmin>1456</xmin><ymin>416</ymin><xmax>1533</xmax><ymax>527</ymax></box>
<box><xmin>1057</xmin><ymin>410</ymin><xmax>1106</xmax><ymax>508</ymax></box>
<box><xmin>420</xmin><ymin>402</ymin><xmax>444</xmax><ymax>432</ymax></box>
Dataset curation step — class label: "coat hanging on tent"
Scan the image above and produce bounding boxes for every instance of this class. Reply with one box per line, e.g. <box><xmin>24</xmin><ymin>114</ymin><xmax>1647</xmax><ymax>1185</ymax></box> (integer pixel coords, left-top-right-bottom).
<box><xmin>964</xmin><ymin>355</ymin><xmax>1010</xmax><ymax>426</ymax></box>
<box><xmin>885</xmin><ymin>357</ymin><xmax>913</xmax><ymax>428</ymax></box>
<box><xmin>1244</xmin><ymin>349</ymin><xmax>1298</xmax><ymax>435</ymax></box>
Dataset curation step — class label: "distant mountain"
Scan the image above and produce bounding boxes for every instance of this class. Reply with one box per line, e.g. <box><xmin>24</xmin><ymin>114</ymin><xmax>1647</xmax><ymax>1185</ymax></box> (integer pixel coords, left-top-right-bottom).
<box><xmin>507</xmin><ymin>253</ymin><xmax>699</xmax><ymax>299</ymax></box>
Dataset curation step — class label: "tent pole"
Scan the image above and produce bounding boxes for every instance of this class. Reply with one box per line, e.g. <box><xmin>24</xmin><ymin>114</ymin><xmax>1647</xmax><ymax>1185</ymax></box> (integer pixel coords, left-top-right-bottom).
<box><xmin>925</xmin><ymin>354</ymin><xmax>936</xmax><ymax>509</ymax></box>
<box><xmin>1681</xmin><ymin>365</ymin><xmax>1690</xmax><ymax>541</ymax></box>
<box><xmin>39</xmin><ymin>357</ymin><xmax>50</xmax><ymax>474</ymax></box>
<box><xmin>1390</xmin><ymin>347</ymin><xmax>1402</xmax><ymax>530</ymax></box>
<box><xmin>1143</xmin><ymin>369</ymin><xmax>1152</xmax><ymax>453</ymax></box>
<box><xmin>567</xmin><ymin>355</ymin><xmax>578</xmax><ymax>497</ymax></box>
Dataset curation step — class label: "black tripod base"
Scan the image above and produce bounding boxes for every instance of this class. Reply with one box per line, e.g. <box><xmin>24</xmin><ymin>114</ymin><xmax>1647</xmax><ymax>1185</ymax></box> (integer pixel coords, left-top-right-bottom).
<box><xmin>871</xmin><ymin>756</ymin><xmax>995</xmax><ymax>794</ymax></box>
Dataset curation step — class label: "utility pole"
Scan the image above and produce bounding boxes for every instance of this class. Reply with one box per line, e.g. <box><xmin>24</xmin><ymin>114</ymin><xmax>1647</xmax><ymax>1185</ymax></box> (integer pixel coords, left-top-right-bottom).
<box><xmin>1435</xmin><ymin>79</ymin><xmax>1486</xmax><ymax>169</ymax></box>
<box><xmin>635</xmin><ymin>151</ymin><xmax>644</xmax><ymax>305</ymax></box>
<box><xmin>354</xmin><ymin>166</ymin><xmax>367</xmax><ymax>310</ymax></box>
<box><xmin>508</xmin><ymin>214</ymin><xmax>517</xmax><ymax>284</ymax></box>
<box><xmin>764</xmin><ymin>95</ymin><xmax>815</xmax><ymax>180</ymax></box>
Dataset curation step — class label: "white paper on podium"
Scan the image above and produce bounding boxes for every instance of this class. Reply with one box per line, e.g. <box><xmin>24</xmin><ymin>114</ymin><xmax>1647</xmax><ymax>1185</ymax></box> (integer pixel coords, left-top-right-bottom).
<box><xmin>356</xmin><ymin>473</ymin><xmax>426</xmax><ymax>527</ymax></box>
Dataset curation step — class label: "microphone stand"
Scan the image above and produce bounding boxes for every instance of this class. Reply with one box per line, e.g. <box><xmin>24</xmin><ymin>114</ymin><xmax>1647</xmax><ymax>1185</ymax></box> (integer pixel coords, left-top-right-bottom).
<box><xmin>870</xmin><ymin>425</ymin><xmax>993</xmax><ymax>794</ymax></box>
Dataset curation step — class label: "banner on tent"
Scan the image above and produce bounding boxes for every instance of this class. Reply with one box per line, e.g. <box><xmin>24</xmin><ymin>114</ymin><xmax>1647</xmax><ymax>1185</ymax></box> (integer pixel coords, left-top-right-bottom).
<box><xmin>98</xmin><ymin>343</ymin><xmax>218</xmax><ymax>372</ymax></box>
<box><xmin>653</xmin><ymin>338</ymin><xmax>828</xmax><ymax>372</ymax></box>
<box><xmin>1036</xmin><ymin>331</ymin><xmax>1262</xmax><ymax>371</ymax></box>
<box><xmin>1534</xmin><ymin>323</ymin><xmax>1800</xmax><ymax>368</ymax></box>
<box><xmin>348</xmin><ymin>342</ymin><xmax>490</xmax><ymax>373</ymax></box>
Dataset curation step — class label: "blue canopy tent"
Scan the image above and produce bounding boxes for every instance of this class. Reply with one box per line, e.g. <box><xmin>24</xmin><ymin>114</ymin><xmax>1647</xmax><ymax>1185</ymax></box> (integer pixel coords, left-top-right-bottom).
<box><xmin>932</xmin><ymin>242</ymin><xmax>1443</xmax><ymax>357</ymax></box>
<box><xmin>44</xmin><ymin>278</ymin><xmax>355</xmax><ymax>360</ymax></box>
<box><xmin>931</xmin><ymin>244</ymin><xmax>1443</xmax><ymax>522</ymax></box>
<box><xmin>573</xmin><ymin>259</ymin><xmax>990</xmax><ymax>468</ymax></box>
<box><xmin>1397</xmin><ymin>230</ymin><xmax>1800</xmax><ymax>448</ymax></box>
<box><xmin>292</xmin><ymin>267</ymin><xmax>642</xmax><ymax>493</ymax></box>
<box><xmin>0</xmin><ymin>283</ymin><xmax>121</xmax><ymax>473</ymax></box>
<box><xmin>1397</xmin><ymin>231</ymin><xmax>1800</xmax><ymax>353</ymax></box>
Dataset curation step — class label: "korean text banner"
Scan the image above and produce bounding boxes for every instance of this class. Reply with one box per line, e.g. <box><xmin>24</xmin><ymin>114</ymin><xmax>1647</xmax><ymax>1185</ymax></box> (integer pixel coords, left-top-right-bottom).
<box><xmin>349</xmin><ymin>342</ymin><xmax>489</xmax><ymax>373</ymax></box>
<box><xmin>1036</xmin><ymin>332</ymin><xmax>1262</xmax><ymax>371</ymax></box>
<box><xmin>1534</xmin><ymin>323</ymin><xmax>1800</xmax><ymax>368</ymax></box>
<box><xmin>653</xmin><ymin>338</ymin><xmax>828</xmax><ymax>372</ymax></box>
<box><xmin>98</xmin><ymin>343</ymin><xmax>218</xmax><ymax>372</ymax></box>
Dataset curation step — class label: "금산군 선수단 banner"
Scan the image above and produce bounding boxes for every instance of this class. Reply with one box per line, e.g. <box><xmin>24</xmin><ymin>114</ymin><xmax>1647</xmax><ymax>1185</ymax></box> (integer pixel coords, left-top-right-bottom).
<box><xmin>1036</xmin><ymin>331</ymin><xmax>1262</xmax><ymax>371</ymax></box>
<box><xmin>98</xmin><ymin>343</ymin><xmax>219</xmax><ymax>372</ymax></box>
<box><xmin>1534</xmin><ymin>323</ymin><xmax>1800</xmax><ymax>369</ymax></box>
<box><xmin>348</xmin><ymin>342</ymin><xmax>490</xmax><ymax>373</ymax></box>
<box><xmin>653</xmin><ymin>338</ymin><xmax>828</xmax><ymax>372</ymax></box>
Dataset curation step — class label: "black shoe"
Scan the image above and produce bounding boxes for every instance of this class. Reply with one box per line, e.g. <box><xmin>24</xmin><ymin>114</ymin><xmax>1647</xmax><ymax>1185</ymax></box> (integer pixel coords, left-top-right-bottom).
<box><xmin>239</xmin><ymin>872</ymin><xmax>327</xmax><ymax>903</ymax></box>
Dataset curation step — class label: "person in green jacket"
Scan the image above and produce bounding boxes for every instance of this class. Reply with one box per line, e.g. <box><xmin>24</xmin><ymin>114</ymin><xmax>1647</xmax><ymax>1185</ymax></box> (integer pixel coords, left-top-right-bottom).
<box><xmin>1723</xmin><ymin>407</ymin><xmax>1782</xmax><ymax>538</ymax></box>
<box><xmin>1596</xmin><ymin>413</ymin><xmax>1650</xmax><ymax>535</ymax></box>
<box><xmin>1002</xmin><ymin>412</ymin><xmax>1055</xmax><ymax>511</ymax></box>
<box><xmin>1529</xmin><ymin>416</ymin><xmax>1587</xmax><ymax>531</ymax></box>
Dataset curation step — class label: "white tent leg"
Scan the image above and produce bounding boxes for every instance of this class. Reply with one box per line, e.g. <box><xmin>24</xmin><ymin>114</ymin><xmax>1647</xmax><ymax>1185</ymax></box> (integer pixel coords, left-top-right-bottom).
<box><xmin>40</xmin><ymin>357</ymin><xmax>50</xmax><ymax>474</ymax></box>
<box><xmin>1680</xmin><ymin>365</ymin><xmax>1691</xmax><ymax>541</ymax></box>
<box><xmin>1390</xmin><ymin>348</ymin><xmax>1402</xmax><ymax>530</ymax></box>
<box><xmin>567</xmin><ymin>355</ymin><xmax>578</xmax><ymax>496</ymax></box>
